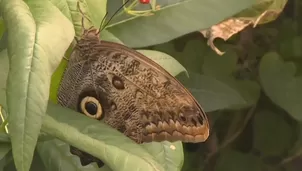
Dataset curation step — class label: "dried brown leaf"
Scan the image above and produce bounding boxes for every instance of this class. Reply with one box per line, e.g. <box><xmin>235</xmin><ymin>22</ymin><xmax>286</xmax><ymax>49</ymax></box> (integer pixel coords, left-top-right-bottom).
<box><xmin>201</xmin><ymin>0</ymin><xmax>287</xmax><ymax>55</ymax></box>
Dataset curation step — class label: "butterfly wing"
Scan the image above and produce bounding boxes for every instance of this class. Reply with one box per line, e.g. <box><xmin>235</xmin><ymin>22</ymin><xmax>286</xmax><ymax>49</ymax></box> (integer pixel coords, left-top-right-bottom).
<box><xmin>58</xmin><ymin>39</ymin><xmax>209</xmax><ymax>143</ymax></box>
<box><xmin>101</xmin><ymin>41</ymin><xmax>209</xmax><ymax>143</ymax></box>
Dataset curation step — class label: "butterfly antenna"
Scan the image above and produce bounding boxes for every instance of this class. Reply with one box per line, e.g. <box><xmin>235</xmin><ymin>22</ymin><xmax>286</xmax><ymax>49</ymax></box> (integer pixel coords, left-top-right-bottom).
<box><xmin>77</xmin><ymin>1</ymin><xmax>92</xmax><ymax>31</ymax></box>
<box><xmin>99</xmin><ymin>0</ymin><xmax>130</xmax><ymax>33</ymax></box>
<box><xmin>99</xmin><ymin>11</ymin><xmax>109</xmax><ymax>31</ymax></box>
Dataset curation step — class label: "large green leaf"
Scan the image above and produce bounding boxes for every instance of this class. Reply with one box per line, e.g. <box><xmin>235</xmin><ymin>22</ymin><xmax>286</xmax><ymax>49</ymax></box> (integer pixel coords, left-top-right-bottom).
<box><xmin>49</xmin><ymin>0</ymin><xmax>107</xmax><ymax>38</ymax></box>
<box><xmin>137</xmin><ymin>50</ymin><xmax>188</xmax><ymax>77</ymax></box>
<box><xmin>49</xmin><ymin>0</ymin><xmax>81</xmax><ymax>36</ymax></box>
<box><xmin>106</xmin><ymin>0</ymin><xmax>255</xmax><ymax>47</ymax></box>
<box><xmin>152</xmin><ymin>38</ymin><xmax>208</xmax><ymax>75</ymax></box>
<box><xmin>0</xmin><ymin>0</ymin><xmax>74</xmax><ymax>170</ymax></box>
<box><xmin>180</xmin><ymin>72</ymin><xmax>247</xmax><ymax>112</ymax></box>
<box><xmin>85</xmin><ymin>0</ymin><xmax>107</xmax><ymax>27</ymax></box>
<box><xmin>42</xmin><ymin>103</ymin><xmax>164</xmax><ymax>171</ymax></box>
<box><xmin>142</xmin><ymin>142</ymin><xmax>184</xmax><ymax>171</ymax></box>
<box><xmin>259</xmin><ymin>52</ymin><xmax>302</xmax><ymax>121</ymax></box>
<box><xmin>202</xmin><ymin>48</ymin><xmax>261</xmax><ymax>109</ymax></box>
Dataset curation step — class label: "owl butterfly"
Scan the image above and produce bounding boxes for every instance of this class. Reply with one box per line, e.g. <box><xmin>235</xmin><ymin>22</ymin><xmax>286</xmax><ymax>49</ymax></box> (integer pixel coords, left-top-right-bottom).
<box><xmin>57</xmin><ymin>0</ymin><xmax>209</xmax><ymax>168</ymax></box>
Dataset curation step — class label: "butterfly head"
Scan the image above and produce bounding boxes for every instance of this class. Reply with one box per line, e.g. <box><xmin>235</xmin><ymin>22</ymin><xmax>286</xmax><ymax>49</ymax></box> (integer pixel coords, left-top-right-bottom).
<box><xmin>80</xmin><ymin>27</ymin><xmax>100</xmax><ymax>41</ymax></box>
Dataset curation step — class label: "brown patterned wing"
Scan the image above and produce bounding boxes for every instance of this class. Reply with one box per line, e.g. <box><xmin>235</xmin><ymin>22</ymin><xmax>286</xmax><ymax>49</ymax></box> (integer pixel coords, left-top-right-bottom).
<box><xmin>58</xmin><ymin>36</ymin><xmax>209</xmax><ymax>144</ymax></box>
<box><xmin>100</xmin><ymin>41</ymin><xmax>209</xmax><ymax>143</ymax></box>
<box><xmin>57</xmin><ymin>28</ymin><xmax>210</xmax><ymax>167</ymax></box>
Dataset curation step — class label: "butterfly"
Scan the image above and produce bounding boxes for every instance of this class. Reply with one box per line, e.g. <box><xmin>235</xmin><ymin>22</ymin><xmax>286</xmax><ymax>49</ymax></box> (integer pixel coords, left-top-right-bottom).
<box><xmin>57</xmin><ymin>0</ymin><xmax>209</xmax><ymax>167</ymax></box>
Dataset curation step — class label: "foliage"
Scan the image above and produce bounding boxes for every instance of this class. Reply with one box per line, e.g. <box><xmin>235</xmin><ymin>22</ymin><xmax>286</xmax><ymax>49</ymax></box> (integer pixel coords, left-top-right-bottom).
<box><xmin>0</xmin><ymin>0</ymin><xmax>301</xmax><ymax>171</ymax></box>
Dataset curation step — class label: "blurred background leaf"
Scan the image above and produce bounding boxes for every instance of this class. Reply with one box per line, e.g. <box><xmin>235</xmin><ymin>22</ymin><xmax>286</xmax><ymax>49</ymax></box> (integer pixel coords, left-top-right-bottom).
<box><xmin>106</xmin><ymin>0</ymin><xmax>255</xmax><ymax>47</ymax></box>
<box><xmin>259</xmin><ymin>52</ymin><xmax>302</xmax><ymax>121</ymax></box>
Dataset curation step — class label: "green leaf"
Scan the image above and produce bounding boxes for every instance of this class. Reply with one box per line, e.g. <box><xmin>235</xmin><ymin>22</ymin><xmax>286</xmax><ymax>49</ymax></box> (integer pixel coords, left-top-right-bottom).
<box><xmin>0</xmin><ymin>18</ymin><xmax>7</xmax><ymax>52</ymax></box>
<box><xmin>279</xmin><ymin>36</ymin><xmax>302</xmax><ymax>60</ymax></box>
<box><xmin>142</xmin><ymin>142</ymin><xmax>184</xmax><ymax>171</ymax></box>
<box><xmin>25</xmin><ymin>152</ymin><xmax>47</xmax><ymax>171</ymax></box>
<box><xmin>84</xmin><ymin>0</ymin><xmax>107</xmax><ymax>27</ymax></box>
<box><xmin>275</xmin><ymin>18</ymin><xmax>299</xmax><ymax>46</ymax></box>
<box><xmin>49</xmin><ymin>0</ymin><xmax>106</xmax><ymax>38</ymax></box>
<box><xmin>0</xmin><ymin>0</ymin><xmax>74</xmax><ymax>170</ymax></box>
<box><xmin>0</xmin><ymin>147</ymin><xmax>13</xmax><ymax>171</ymax></box>
<box><xmin>37</xmin><ymin>139</ymin><xmax>111</xmax><ymax>171</ymax></box>
<box><xmin>102</xmin><ymin>30</ymin><xmax>123</xmax><ymax>44</ymax></box>
<box><xmin>259</xmin><ymin>52</ymin><xmax>302</xmax><ymax>121</ymax></box>
<box><xmin>0</xmin><ymin>49</ymin><xmax>8</xmax><ymax>108</ymax></box>
<box><xmin>0</xmin><ymin>31</ymin><xmax>7</xmax><ymax>52</ymax></box>
<box><xmin>203</xmin><ymin>48</ymin><xmax>238</xmax><ymax>77</ymax></box>
<box><xmin>137</xmin><ymin>50</ymin><xmax>188</xmax><ymax>77</ymax></box>
<box><xmin>275</xmin><ymin>19</ymin><xmax>302</xmax><ymax>60</ymax></box>
<box><xmin>0</xmin><ymin>18</ymin><xmax>5</xmax><ymax>38</ymax></box>
<box><xmin>107</xmin><ymin>0</ymin><xmax>254</xmax><ymax>48</ymax></box>
<box><xmin>180</xmin><ymin>72</ymin><xmax>248</xmax><ymax>112</ymax></box>
<box><xmin>0</xmin><ymin>133</ymin><xmax>9</xmax><ymax>143</ymax></box>
<box><xmin>49</xmin><ymin>0</ymin><xmax>81</xmax><ymax>37</ymax></box>
<box><xmin>215</xmin><ymin>149</ymin><xmax>263</xmax><ymax>171</ymax></box>
<box><xmin>152</xmin><ymin>38</ymin><xmax>208</xmax><ymax>74</ymax></box>
<box><xmin>203</xmin><ymin>48</ymin><xmax>261</xmax><ymax>109</ymax></box>
<box><xmin>253</xmin><ymin>110</ymin><xmax>293</xmax><ymax>157</ymax></box>
<box><xmin>0</xmin><ymin>143</ymin><xmax>10</xmax><ymax>161</ymax></box>
<box><xmin>220</xmin><ymin>78</ymin><xmax>260</xmax><ymax>109</ymax></box>
<box><xmin>42</xmin><ymin>102</ymin><xmax>164</xmax><ymax>171</ymax></box>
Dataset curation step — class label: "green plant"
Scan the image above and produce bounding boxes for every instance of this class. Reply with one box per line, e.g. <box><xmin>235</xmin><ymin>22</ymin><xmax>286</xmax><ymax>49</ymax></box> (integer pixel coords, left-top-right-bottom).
<box><xmin>1</xmin><ymin>0</ymin><xmax>301</xmax><ymax>171</ymax></box>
